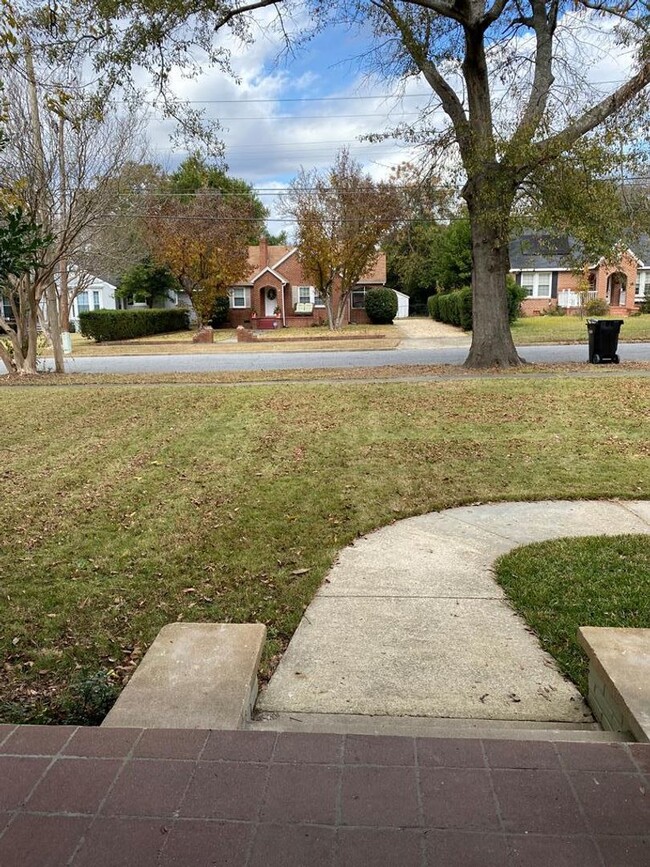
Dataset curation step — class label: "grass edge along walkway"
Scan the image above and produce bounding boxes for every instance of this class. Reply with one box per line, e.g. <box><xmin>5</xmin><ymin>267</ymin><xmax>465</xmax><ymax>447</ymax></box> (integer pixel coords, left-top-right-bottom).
<box><xmin>495</xmin><ymin>533</ymin><xmax>650</xmax><ymax>696</ymax></box>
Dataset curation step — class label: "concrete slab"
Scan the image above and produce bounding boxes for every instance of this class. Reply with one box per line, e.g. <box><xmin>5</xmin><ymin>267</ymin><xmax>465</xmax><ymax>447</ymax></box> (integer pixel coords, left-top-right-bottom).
<box><xmin>438</xmin><ymin>500</ymin><xmax>650</xmax><ymax>545</ymax></box>
<box><xmin>321</xmin><ymin>533</ymin><xmax>506</xmax><ymax>599</ymax></box>
<box><xmin>622</xmin><ymin>500</ymin><xmax>650</xmax><ymax>526</ymax></box>
<box><xmin>250</xmin><ymin>713</ymin><xmax>624</xmax><ymax>741</ymax></box>
<box><xmin>443</xmin><ymin>500</ymin><xmax>649</xmax><ymax>544</ymax></box>
<box><xmin>103</xmin><ymin>623</ymin><xmax>266</xmax><ymax>729</ymax></box>
<box><xmin>258</xmin><ymin>500</ymin><xmax>650</xmax><ymax>728</ymax></box>
<box><xmin>395</xmin><ymin>512</ymin><xmax>520</xmax><ymax>551</ymax></box>
<box><xmin>578</xmin><ymin>627</ymin><xmax>650</xmax><ymax>742</ymax></box>
<box><xmin>257</xmin><ymin>597</ymin><xmax>592</xmax><ymax>723</ymax></box>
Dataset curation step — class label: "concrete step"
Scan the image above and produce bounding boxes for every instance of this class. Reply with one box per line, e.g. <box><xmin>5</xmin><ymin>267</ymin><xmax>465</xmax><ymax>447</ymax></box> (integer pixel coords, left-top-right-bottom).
<box><xmin>103</xmin><ymin>622</ymin><xmax>266</xmax><ymax>729</ymax></box>
<box><xmin>249</xmin><ymin>711</ymin><xmax>631</xmax><ymax>742</ymax></box>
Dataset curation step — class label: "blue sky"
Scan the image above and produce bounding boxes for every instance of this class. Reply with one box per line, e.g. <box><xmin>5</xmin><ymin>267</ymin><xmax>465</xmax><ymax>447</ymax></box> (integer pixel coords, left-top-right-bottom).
<box><xmin>145</xmin><ymin>8</ymin><xmax>638</xmax><ymax>238</ymax></box>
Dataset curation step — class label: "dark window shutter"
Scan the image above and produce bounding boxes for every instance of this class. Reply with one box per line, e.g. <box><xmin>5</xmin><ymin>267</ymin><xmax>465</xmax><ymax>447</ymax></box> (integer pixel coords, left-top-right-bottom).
<box><xmin>551</xmin><ymin>272</ymin><xmax>558</xmax><ymax>299</ymax></box>
<box><xmin>514</xmin><ymin>272</ymin><xmax>522</xmax><ymax>286</ymax></box>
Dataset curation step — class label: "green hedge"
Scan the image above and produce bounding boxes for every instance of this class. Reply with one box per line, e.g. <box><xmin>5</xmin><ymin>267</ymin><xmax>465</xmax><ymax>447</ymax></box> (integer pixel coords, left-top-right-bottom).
<box><xmin>79</xmin><ymin>308</ymin><xmax>190</xmax><ymax>342</ymax></box>
<box><xmin>365</xmin><ymin>287</ymin><xmax>398</xmax><ymax>323</ymax></box>
<box><xmin>428</xmin><ymin>280</ymin><xmax>526</xmax><ymax>331</ymax></box>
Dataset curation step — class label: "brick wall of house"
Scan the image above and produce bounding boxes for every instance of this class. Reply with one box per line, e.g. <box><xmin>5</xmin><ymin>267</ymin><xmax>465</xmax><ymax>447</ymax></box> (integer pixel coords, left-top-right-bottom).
<box><xmin>520</xmin><ymin>297</ymin><xmax>556</xmax><ymax>316</ymax></box>
<box><xmin>557</xmin><ymin>272</ymin><xmax>578</xmax><ymax>292</ymax></box>
<box><xmin>350</xmin><ymin>307</ymin><xmax>371</xmax><ymax>324</ymax></box>
<box><xmin>518</xmin><ymin>252</ymin><xmax>643</xmax><ymax>317</ymax></box>
<box><xmin>226</xmin><ymin>247</ymin><xmax>386</xmax><ymax>328</ymax></box>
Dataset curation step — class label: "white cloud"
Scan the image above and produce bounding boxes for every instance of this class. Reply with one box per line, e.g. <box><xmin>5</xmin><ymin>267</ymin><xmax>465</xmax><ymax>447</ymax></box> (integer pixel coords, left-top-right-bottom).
<box><xmin>140</xmin><ymin>5</ymin><xmax>644</xmax><ymax>237</ymax></box>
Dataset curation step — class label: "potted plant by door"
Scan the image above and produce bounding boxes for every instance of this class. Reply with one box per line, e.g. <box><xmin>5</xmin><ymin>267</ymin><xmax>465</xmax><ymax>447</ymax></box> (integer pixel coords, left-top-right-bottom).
<box><xmin>274</xmin><ymin>305</ymin><xmax>281</xmax><ymax>317</ymax></box>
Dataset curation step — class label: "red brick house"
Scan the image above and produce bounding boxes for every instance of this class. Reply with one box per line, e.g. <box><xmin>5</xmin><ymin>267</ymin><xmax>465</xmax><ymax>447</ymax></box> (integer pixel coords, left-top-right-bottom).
<box><xmin>227</xmin><ymin>238</ymin><xmax>387</xmax><ymax>328</ymax></box>
<box><xmin>510</xmin><ymin>234</ymin><xmax>650</xmax><ymax>317</ymax></box>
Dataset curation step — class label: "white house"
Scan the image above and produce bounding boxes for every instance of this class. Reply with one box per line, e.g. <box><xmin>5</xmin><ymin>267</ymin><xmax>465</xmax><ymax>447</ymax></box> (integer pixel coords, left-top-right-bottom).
<box><xmin>66</xmin><ymin>271</ymin><xmax>118</xmax><ymax>327</ymax></box>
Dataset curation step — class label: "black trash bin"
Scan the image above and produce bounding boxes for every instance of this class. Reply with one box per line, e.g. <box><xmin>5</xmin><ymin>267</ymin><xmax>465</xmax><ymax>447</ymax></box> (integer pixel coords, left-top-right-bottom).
<box><xmin>586</xmin><ymin>318</ymin><xmax>623</xmax><ymax>364</ymax></box>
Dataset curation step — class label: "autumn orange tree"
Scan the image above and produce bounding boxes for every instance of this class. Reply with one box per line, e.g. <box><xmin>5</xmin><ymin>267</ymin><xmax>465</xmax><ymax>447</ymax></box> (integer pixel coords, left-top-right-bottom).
<box><xmin>146</xmin><ymin>189</ymin><xmax>253</xmax><ymax>327</ymax></box>
<box><xmin>282</xmin><ymin>150</ymin><xmax>402</xmax><ymax>330</ymax></box>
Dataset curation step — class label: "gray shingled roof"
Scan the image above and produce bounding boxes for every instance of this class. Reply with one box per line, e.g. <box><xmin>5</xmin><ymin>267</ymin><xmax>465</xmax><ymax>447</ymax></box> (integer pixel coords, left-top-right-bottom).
<box><xmin>509</xmin><ymin>233</ymin><xmax>576</xmax><ymax>270</ymax></box>
<box><xmin>510</xmin><ymin>232</ymin><xmax>650</xmax><ymax>270</ymax></box>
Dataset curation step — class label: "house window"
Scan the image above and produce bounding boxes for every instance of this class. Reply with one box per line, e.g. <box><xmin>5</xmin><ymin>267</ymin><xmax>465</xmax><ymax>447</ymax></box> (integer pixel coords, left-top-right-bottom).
<box><xmin>77</xmin><ymin>292</ymin><xmax>89</xmax><ymax>313</ymax></box>
<box><xmin>635</xmin><ymin>271</ymin><xmax>648</xmax><ymax>300</ymax></box>
<box><xmin>351</xmin><ymin>289</ymin><xmax>366</xmax><ymax>309</ymax></box>
<box><xmin>93</xmin><ymin>290</ymin><xmax>101</xmax><ymax>310</ymax></box>
<box><xmin>521</xmin><ymin>272</ymin><xmax>552</xmax><ymax>298</ymax></box>
<box><xmin>297</xmin><ymin>286</ymin><xmax>312</xmax><ymax>305</ymax></box>
<box><xmin>230</xmin><ymin>287</ymin><xmax>249</xmax><ymax>308</ymax></box>
<box><xmin>313</xmin><ymin>289</ymin><xmax>326</xmax><ymax>307</ymax></box>
<box><xmin>1</xmin><ymin>295</ymin><xmax>12</xmax><ymax>320</ymax></box>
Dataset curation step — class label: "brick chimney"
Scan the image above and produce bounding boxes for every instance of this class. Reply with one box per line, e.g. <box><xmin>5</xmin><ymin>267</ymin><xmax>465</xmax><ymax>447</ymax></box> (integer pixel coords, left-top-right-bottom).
<box><xmin>259</xmin><ymin>235</ymin><xmax>269</xmax><ymax>268</ymax></box>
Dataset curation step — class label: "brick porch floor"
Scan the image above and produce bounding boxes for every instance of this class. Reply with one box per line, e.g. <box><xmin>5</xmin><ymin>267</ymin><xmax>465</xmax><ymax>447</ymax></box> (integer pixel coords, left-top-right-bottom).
<box><xmin>0</xmin><ymin>725</ymin><xmax>647</xmax><ymax>866</ymax></box>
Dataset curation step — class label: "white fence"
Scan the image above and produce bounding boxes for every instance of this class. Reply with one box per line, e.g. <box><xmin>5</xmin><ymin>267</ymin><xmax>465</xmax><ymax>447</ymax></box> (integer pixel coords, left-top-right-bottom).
<box><xmin>557</xmin><ymin>290</ymin><xmax>597</xmax><ymax>308</ymax></box>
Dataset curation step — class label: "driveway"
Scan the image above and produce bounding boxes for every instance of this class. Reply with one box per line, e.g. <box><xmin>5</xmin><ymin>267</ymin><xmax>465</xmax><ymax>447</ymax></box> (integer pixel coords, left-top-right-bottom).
<box><xmin>395</xmin><ymin>316</ymin><xmax>472</xmax><ymax>349</ymax></box>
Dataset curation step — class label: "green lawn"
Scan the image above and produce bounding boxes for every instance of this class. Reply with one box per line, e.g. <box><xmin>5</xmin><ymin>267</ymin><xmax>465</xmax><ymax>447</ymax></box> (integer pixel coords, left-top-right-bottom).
<box><xmin>1</xmin><ymin>377</ymin><xmax>649</xmax><ymax>723</ymax></box>
<box><xmin>511</xmin><ymin>313</ymin><xmax>650</xmax><ymax>344</ymax></box>
<box><xmin>495</xmin><ymin>535</ymin><xmax>650</xmax><ymax>695</ymax></box>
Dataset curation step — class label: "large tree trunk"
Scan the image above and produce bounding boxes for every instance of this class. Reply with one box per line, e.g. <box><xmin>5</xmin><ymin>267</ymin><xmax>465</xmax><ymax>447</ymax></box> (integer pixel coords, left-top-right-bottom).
<box><xmin>464</xmin><ymin>218</ymin><xmax>522</xmax><ymax>368</ymax></box>
<box><xmin>463</xmin><ymin>172</ymin><xmax>523</xmax><ymax>368</ymax></box>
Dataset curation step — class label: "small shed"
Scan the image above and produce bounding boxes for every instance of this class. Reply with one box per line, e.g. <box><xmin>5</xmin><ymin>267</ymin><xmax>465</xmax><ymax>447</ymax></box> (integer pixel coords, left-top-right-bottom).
<box><xmin>393</xmin><ymin>289</ymin><xmax>410</xmax><ymax>319</ymax></box>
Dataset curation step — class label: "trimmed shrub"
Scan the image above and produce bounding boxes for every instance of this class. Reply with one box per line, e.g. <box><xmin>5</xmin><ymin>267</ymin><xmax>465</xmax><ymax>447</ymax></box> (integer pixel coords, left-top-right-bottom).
<box><xmin>506</xmin><ymin>276</ymin><xmax>527</xmax><ymax>323</ymax></box>
<box><xmin>365</xmin><ymin>287</ymin><xmax>398</xmax><ymax>323</ymax></box>
<box><xmin>210</xmin><ymin>295</ymin><xmax>230</xmax><ymax>327</ymax></box>
<box><xmin>639</xmin><ymin>292</ymin><xmax>650</xmax><ymax>315</ymax></box>
<box><xmin>429</xmin><ymin>280</ymin><xmax>526</xmax><ymax>331</ymax></box>
<box><xmin>79</xmin><ymin>308</ymin><xmax>190</xmax><ymax>342</ymax></box>
<box><xmin>584</xmin><ymin>297</ymin><xmax>609</xmax><ymax>317</ymax></box>
<box><xmin>459</xmin><ymin>286</ymin><xmax>472</xmax><ymax>330</ymax></box>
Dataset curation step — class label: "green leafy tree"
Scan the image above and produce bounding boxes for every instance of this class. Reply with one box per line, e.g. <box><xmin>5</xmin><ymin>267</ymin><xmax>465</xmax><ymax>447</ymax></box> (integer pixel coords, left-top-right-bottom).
<box><xmin>431</xmin><ymin>218</ymin><xmax>473</xmax><ymax>292</ymax></box>
<box><xmin>116</xmin><ymin>259</ymin><xmax>181</xmax><ymax>307</ymax></box>
<box><xmin>264</xmin><ymin>230</ymin><xmax>288</xmax><ymax>246</ymax></box>
<box><xmin>169</xmin><ymin>153</ymin><xmax>268</xmax><ymax>244</ymax></box>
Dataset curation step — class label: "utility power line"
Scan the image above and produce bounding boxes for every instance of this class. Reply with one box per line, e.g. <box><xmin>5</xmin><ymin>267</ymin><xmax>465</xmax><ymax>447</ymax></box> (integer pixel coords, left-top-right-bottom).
<box><xmin>140</xmin><ymin>78</ymin><xmax>631</xmax><ymax>105</ymax></box>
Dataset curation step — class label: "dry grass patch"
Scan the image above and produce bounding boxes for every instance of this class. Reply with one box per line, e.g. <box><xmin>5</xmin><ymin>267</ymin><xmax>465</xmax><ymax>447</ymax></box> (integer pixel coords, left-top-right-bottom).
<box><xmin>1</xmin><ymin>377</ymin><xmax>649</xmax><ymax>723</ymax></box>
<box><xmin>2</xmin><ymin>361</ymin><xmax>649</xmax><ymax>388</ymax></box>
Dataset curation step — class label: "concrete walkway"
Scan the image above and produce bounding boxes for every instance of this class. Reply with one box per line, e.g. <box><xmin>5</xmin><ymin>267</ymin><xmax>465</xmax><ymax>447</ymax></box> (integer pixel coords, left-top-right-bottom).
<box><xmin>258</xmin><ymin>500</ymin><xmax>650</xmax><ymax>725</ymax></box>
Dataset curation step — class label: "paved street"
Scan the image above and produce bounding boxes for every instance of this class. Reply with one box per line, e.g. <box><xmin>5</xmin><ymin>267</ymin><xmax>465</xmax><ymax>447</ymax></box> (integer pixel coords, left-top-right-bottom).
<box><xmin>40</xmin><ymin>341</ymin><xmax>650</xmax><ymax>374</ymax></box>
